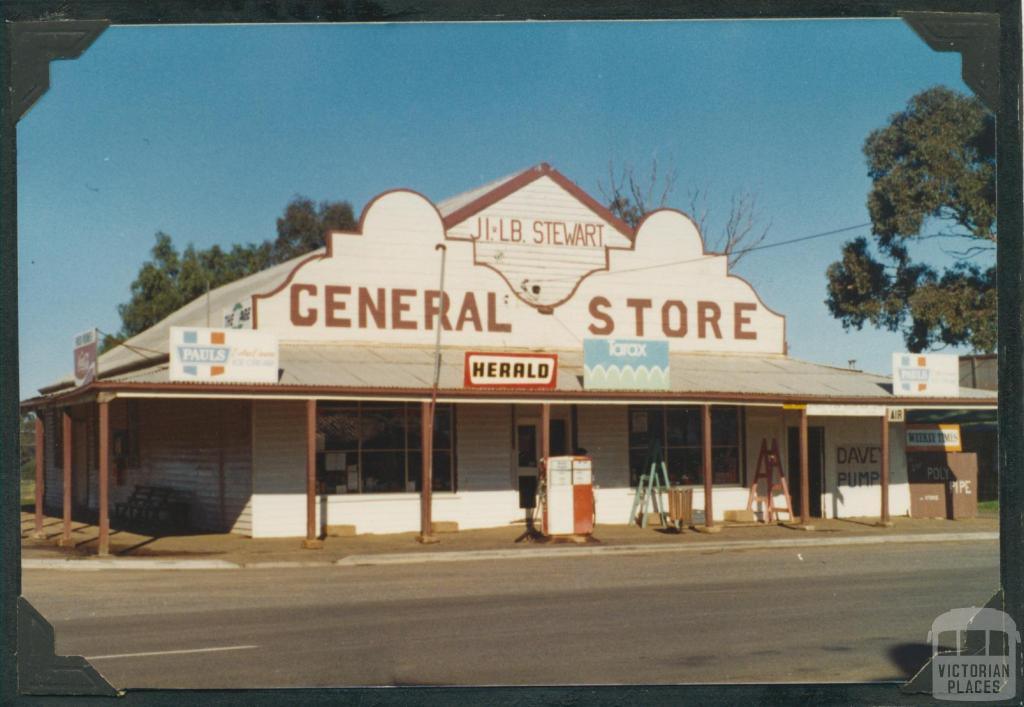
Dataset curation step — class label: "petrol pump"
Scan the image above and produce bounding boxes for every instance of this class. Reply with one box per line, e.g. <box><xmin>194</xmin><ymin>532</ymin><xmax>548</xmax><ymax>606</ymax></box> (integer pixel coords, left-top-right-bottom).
<box><xmin>538</xmin><ymin>455</ymin><xmax>596</xmax><ymax>537</ymax></box>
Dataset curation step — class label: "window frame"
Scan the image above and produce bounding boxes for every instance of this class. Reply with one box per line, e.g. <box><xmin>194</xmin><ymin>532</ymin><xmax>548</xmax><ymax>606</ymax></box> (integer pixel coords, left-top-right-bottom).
<box><xmin>627</xmin><ymin>404</ymin><xmax>745</xmax><ymax>487</ymax></box>
<box><xmin>316</xmin><ymin>401</ymin><xmax>456</xmax><ymax>495</ymax></box>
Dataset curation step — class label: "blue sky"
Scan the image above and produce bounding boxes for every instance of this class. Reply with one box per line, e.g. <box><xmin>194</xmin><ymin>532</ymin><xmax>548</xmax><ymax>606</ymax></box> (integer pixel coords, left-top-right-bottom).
<box><xmin>17</xmin><ymin>20</ymin><xmax>979</xmax><ymax>398</ymax></box>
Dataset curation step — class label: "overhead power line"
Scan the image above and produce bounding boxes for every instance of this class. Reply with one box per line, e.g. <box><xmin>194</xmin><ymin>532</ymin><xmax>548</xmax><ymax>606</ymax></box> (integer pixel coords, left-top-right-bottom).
<box><xmin>604</xmin><ymin>222</ymin><xmax>873</xmax><ymax>277</ymax></box>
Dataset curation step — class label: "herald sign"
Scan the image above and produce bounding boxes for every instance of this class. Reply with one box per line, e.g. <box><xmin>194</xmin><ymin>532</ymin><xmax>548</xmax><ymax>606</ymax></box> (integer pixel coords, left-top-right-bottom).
<box><xmin>464</xmin><ymin>352</ymin><xmax>557</xmax><ymax>389</ymax></box>
<box><xmin>169</xmin><ymin>327</ymin><xmax>279</xmax><ymax>383</ymax></box>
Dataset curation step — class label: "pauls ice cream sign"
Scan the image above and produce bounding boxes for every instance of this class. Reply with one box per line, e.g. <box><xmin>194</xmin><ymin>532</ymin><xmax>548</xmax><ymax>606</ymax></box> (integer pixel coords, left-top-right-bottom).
<box><xmin>169</xmin><ymin>327</ymin><xmax>279</xmax><ymax>383</ymax></box>
<box><xmin>892</xmin><ymin>353</ymin><xmax>960</xmax><ymax>397</ymax></box>
<box><xmin>251</xmin><ymin>164</ymin><xmax>786</xmax><ymax>355</ymax></box>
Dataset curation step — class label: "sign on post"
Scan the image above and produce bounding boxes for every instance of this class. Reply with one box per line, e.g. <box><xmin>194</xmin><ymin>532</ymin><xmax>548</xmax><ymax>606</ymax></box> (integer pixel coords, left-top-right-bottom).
<box><xmin>73</xmin><ymin>328</ymin><xmax>98</xmax><ymax>387</ymax></box>
<box><xmin>222</xmin><ymin>299</ymin><xmax>253</xmax><ymax>330</ymax></box>
<box><xmin>583</xmin><ymin>338</ymin><xmax>669</xmax><ymax>390</ymax></box>
<box><xmin>169</xmin><ymin>327</ymin><xmax>279</xmax><ymax>383</ymax></box>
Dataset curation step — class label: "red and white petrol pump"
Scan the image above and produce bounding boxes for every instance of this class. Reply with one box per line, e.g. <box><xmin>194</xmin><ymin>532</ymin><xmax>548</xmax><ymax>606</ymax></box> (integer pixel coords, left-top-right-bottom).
<box><xmin>539</xmin><ymin>455</ymin><xmax>595</xmax><ymax>537</ymax></box>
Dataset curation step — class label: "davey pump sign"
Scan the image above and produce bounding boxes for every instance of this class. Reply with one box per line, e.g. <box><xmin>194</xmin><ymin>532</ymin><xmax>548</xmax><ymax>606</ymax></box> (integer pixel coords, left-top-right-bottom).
<box><xmin>169</xmin><ymin>327</ymin><xmax>279</xmax><ymax>383</ymax></box>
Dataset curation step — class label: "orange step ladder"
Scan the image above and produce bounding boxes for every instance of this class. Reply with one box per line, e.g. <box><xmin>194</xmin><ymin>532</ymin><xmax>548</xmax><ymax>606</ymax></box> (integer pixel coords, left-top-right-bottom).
<box><xmin>746</xmin><ymin>438</ymin><xmax>795</xmax><ymax>522</ymax></box>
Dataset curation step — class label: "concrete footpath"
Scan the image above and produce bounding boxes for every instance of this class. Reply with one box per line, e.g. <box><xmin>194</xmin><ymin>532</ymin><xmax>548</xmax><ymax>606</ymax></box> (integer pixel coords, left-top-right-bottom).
<box><xmin>20</xmin><ymin>511</ymin><xmax>999</xmax><ymax>571</ymax></box>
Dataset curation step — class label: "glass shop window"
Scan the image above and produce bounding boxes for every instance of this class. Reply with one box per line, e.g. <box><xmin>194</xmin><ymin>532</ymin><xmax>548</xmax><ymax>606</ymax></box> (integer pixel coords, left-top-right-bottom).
<box><xmin>316</xmin><ymin>402</ymin><xmax>454</xmax><ymax>494</ymax></box>
<box><xmin>627</xmin><ymin>405</ymin><xmax>743</xmax><ymax>486</ymax></box>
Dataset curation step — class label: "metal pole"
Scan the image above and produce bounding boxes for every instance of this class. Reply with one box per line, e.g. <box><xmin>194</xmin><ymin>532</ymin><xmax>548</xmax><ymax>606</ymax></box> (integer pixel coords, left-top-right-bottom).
<box><xmin>431</xmin><ymin>243</ymin><xmax>447</xmax><ymax>395</ymax></box>
<box><xmin>880</xmin><ymin>414</ymin><xmax>891</xmax><ymax>526</ymax></box>
<box><xmin>98</xmin><ymin>400</ymin><xmax>110</xmax><ymax>556</ymax></box>
<box><xmin>419</xmin><ymin>401</ymin><xmax>434</xmax><ymax>542</ymax></box>
<box><xmin>302</xmin><ymin>399</ymin><xmax>322</xmax><ymax>548</ymax></box>
<box><xmin>540</xmin><ymin>403</ymin><xmax>551</xmax><ymax>463</ymax></box>
<box><xmin>800</xmin><ymin>407</ymin><xmax>811</xmax><ymax>525</ymax></box>
<box><xmin>60</xmin><ymin>409</ymin><xmax>73</xmax><ymax>547</ymax></box>
<box><xmin>702</xmin><ymin>404</ymin><xmax>714</xmax><ymax>529</ymax></box>
<box><xmin>32</xmin><ymin>414</ymin><xmax>45</xmax><ymax>538</ymax></box>
<box><xmin>419</xmin><ymin>243</ymin><xmax>446</xmax><ymax>544</ymax></box>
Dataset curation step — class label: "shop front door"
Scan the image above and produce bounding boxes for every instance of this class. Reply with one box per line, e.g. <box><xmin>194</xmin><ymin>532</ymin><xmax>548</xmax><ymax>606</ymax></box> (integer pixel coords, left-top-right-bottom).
<box><xmin>516</xmin><ymin>417</ymin><xmax>569</xmax><ymax>479</ymax></box>
<box><xmin>786</xmin><ymin>425</ymin><xmax>824</xmax><ymax>518</ymax></box>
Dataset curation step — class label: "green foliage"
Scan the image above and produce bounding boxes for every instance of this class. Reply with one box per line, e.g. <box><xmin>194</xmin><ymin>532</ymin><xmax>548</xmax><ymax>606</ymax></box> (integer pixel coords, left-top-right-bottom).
<box><xmin>107</xmin><ymin>196</ymin><xmax>356</xmax><ymax>348</ymax></box>
<box><xmin>825</xmin><ymin>86</ymin><xmax>996</xmax><ymax>353</ymax></box>
<box><xmin>20</xmin><ymin>413</ymin><xmax>36</xmax><ymax>482</ymax></box>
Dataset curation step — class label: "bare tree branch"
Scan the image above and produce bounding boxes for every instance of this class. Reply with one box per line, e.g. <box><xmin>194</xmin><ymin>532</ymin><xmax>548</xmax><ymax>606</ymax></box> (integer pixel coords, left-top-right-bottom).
<box><xmin>603</xmin><ymin>158</ymin><xmax>771</xmax><ymax>270</ymax></box>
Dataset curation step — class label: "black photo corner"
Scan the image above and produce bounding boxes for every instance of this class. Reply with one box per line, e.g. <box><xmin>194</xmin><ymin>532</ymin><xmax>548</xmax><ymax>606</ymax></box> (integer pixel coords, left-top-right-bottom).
<box><xmin>1</xmin><ymin>1</ymin><xmax>1021</xmax><ymax>704</ymax></box>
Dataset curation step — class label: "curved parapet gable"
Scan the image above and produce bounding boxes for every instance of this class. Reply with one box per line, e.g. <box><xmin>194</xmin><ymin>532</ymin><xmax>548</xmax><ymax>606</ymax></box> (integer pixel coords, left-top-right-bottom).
<box><xmin>251</xmin><ymin>167</ymin><xmax>786</xmax><ymax>354</ymax></box>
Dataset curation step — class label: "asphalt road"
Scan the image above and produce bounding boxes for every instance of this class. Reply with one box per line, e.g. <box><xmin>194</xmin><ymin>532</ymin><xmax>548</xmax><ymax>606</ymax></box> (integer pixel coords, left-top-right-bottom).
<box><xmin>21</xmin><ymin>540</ymin><xmax>999</xmax><ymax>689</ymax></box>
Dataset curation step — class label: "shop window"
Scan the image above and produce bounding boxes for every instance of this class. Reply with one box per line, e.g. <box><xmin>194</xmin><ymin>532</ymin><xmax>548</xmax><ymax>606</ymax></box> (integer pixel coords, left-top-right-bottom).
<box><xmin>628</xmin><ymin>405</ymin><xmax>743</xmax><ymax>486</ymax></box>
<box><xmin>316</xmin><ymin>402</ymin><xmax>454</xmax><ymax>494</ymax></box>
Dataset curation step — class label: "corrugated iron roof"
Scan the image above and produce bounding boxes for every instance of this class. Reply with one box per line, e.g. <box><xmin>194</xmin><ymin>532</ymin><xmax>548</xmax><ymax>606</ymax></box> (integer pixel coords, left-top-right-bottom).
<box><xmin>79</xmin><ymin>344</ymin><xmax>996</xmax><ymax>402</ymax></box>
<box><xmin>435</xmin><ymin>167</ymin><xmax>532</xmax><ymax>217</ymax></box>
<box><xmin>40</xmin><ymin>250</ymin><xmax>324</xmax><ymax>393</ymax></box>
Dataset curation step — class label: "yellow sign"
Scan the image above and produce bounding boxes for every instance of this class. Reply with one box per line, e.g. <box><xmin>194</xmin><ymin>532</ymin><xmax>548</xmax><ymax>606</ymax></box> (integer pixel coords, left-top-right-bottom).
<box><xmin>906</xmin><ymin>424</ymin><xmax>962</xmax><ymax>453</ymax></box>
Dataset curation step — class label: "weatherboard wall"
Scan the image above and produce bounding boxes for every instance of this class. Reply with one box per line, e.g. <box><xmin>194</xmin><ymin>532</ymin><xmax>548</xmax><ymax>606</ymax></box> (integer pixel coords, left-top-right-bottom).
<box><xmin>242</xmin><ymin>400</ymin><xmax>805</xmax><ymax>537</ymax></box>
<box><xmin>131</xmin><ymin>398</ymin><xmax>252</xmax><ymax>533</ymax></box>
<box><xmin>42</xmin><ymin>409</ymin><xmax>61</xmax><ymax>513</ymax></box>
<box><xmin>821</xmin><ymin>417</ymin><xmax>909</xmax><ymax>520</ymax></box>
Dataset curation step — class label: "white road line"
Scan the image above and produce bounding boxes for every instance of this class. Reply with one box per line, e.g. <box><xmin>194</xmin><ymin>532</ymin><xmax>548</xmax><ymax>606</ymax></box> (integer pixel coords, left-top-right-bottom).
<box><xmin>86</xmin><ymin>645</ymin><xmax>258</xmax><ymax>660</ymax></box>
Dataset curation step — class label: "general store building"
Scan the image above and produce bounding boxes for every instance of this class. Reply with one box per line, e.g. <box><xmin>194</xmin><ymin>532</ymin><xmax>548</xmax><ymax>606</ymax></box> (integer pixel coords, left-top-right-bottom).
<box><xmin>23</xmin><ymin>164</ymin><xmax>997</xmax><ymax>551</ymax></box>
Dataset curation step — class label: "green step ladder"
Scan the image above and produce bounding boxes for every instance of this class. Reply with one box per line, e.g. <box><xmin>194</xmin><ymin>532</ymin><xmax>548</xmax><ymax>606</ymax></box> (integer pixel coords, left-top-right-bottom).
<box><xmin>629</xmin><ymin>441</ymin><xmax>671</xmax><ymax>528</ymax></box>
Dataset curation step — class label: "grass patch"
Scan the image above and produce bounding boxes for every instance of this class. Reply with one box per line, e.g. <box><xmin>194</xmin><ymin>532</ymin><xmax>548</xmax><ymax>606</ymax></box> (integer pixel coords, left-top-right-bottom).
<box><xmin>978</xmin><ymin>500</ymin><xmax>999</xmax><ymax>513</ymax></box>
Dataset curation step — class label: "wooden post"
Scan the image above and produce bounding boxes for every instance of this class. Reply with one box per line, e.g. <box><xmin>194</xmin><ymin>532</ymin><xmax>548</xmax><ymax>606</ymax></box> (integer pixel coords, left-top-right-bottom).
<box><xmin>880</xmin><ymin>414</ymin><xmax>892</xmax><ymax>526</ymax></box>
<box><xmin>702</xmin><ymin>404</ymin><xmax>715</xmax><ymax>530</ymax></box>
<box><xmin>418</xmin><ymin>401</ymin><xmax>437</xmax><ymax>543</ymax></box>
<box><xmin>302</xmin><ymin>399</ymin><xmax>322</xmax><ymax>549</ymax></box>
<box><xmin>60</xmin><ymin>409</ymin><xmax>73</xmax><ymax>546</ymax></box>
<box><xmin>98</xmin><ymin>400</ymin><xmax>110</xmax><ymax>556</ymax></box>
<box><xmin>800</xmin><ymin>407</ymin><xmax>811</xmax><ymax>526</ymax></box>
<box><xmin>540</xmin><ymin>403</ymin><xmax>551</xmax><ymax>462</ymax></box>
<box><xmin>32</xmin><ymin>414</ymin><xmax>45</xmax><ymax>538</ymax></box>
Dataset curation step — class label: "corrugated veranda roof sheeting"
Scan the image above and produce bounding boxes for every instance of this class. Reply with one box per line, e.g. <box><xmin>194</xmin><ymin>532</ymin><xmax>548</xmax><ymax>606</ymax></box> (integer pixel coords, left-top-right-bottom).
<box><xmin>81</xmin><ymin>344</ymin><xmax>996</xmax><ymax>401</ymax></box>
<box><xmin>40</xmin><ymin>250</ymin><xmax>324</xmax><ymax>393</ymax></box>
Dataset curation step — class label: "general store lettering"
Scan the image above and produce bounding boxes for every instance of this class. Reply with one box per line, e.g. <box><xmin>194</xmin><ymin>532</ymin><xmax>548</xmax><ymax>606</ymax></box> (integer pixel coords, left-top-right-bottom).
<box><xmin>290</xmin><ymin>285</ymin><xmax>512</xmax><ymax>333</ymax></box>
<box><xmin>587</xmin><ymin>297</ymin><xmax>759</xmax><ymax>340</ymax></box>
